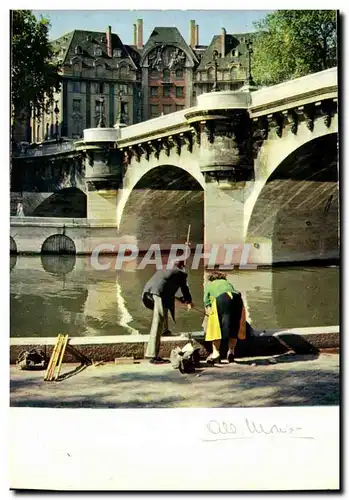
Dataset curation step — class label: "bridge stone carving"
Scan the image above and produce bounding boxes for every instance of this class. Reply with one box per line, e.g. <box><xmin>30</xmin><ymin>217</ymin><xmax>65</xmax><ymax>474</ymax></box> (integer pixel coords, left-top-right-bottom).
<box><xmin>11</xmin><ymin>68</ymin><xmax>338</xmax><ymax>264</ymax></box>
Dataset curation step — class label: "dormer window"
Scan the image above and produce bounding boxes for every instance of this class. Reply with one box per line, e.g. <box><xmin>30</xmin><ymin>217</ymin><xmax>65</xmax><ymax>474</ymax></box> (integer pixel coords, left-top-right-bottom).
<box><xmin>113</xmin><ymin>49</ymin><xmax>122</xmax><ymax>58</ymax></box>
<box><xmin>240</xmin><ymin>37</ymin><xmax>245</xmax><ymax>43</ymax></box>
<box><xmin>75</xmin><ymin>45</ymin><xmax>82</xmax><ymax>55</ymax></box>
<box><xmin>86</xmin><ymin>35</ymin><xmax>92</xmax><ymax>42</ymax></box>
<box><xmin>94</xmin><ymin>47</ymin><xmax>102</xmax><ymax>57</ymax></box>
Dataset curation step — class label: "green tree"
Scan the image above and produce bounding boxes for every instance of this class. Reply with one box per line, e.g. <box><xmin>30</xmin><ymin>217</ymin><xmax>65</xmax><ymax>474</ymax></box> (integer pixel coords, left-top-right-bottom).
<box><xmin>11</xmin><ymin>10</ymin><xmax>61</xmax><ymax>118</ymax></box>
<box><xmin>251</xmin><ymin>10</ymin><xmax>337</xmax><ymax>86</ymax></box>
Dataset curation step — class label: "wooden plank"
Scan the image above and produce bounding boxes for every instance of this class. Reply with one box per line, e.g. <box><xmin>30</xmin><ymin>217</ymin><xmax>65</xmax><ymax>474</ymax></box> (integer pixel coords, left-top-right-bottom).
<box><xmin>44</xmin><ymin>334</ymin><xmax>62</xmax><ymax>381</ymax></box>
<box><xmin>45</xmin><ymin>334</ymin><xmax>64</xmax><ymax>381</ymax></box>
<box><xmin>54</xmin><ymin>335</ymin><xmax>69</xmax><ymax>381</ymax></box>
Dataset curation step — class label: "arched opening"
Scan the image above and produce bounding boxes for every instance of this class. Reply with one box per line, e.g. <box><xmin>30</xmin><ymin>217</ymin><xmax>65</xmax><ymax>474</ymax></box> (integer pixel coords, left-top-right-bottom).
<box><xmin>41</xmin><ymin>234</ymin><xmax>76</xmax><ymax>254</ymax></box>
<box><xmin>120</xmin><ymin>165</ymin><xmax>204</xmax><ymax>251</ymax></box>
<box><xmin>246</xmin><ymin>133</ymin><xmax>339</xmax><ymax>328</ymax></box>
<box><xmin>247</xmin><ymin>133</ymin><xmax>338</xmax><ymax>263</ymax></box>
<box><xmin>33</xmin><ymin>187</ymin><xmax>87</xmax><ymax>218</ymax></box>
<box><xmin>10</xmin><ymin>237</ymin><xmax>17</xmax><ymax>254</ymax></box>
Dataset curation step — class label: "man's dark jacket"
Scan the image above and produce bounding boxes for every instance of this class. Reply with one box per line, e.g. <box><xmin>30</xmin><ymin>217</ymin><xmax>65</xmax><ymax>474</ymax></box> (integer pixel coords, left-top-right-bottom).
<box><xmin>142</xmin><ymin>266</ymin><xmax>192</xmax><ymax>320</ymax></box>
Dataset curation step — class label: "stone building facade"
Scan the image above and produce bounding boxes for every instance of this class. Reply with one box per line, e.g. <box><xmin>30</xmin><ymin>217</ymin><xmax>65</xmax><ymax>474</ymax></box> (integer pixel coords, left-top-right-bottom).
<box><xmin>30</xmin><ymin>19</ymin><xmax>253</xmax><ymax>142</ymax></box>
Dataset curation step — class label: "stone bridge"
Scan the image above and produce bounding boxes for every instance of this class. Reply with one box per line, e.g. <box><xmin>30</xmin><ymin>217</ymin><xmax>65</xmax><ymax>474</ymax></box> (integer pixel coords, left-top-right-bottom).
<box><xmin>11</xmin><ymin>67</ymin><xmax>338</xmax><ymax>264</ymax></box>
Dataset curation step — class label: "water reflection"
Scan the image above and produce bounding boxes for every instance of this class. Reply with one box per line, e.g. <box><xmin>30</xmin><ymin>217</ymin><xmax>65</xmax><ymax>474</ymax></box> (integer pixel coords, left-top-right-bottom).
<box><xmin>10</xmin><ymin>255</ymin><xmax>339</xmax><ymax>338</ymax></box>
<box><xmin>41</xmin><ymin>254</ymin><xmax>76</xmax><ymax>275</ymax></box>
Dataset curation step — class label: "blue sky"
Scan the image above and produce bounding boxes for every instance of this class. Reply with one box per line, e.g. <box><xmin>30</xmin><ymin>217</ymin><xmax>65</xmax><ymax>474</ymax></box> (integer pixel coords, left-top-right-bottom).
<box><xmin>33</xmin><ymin>10</ymin><xmax>273</xmax><ymax>44</ymax></box>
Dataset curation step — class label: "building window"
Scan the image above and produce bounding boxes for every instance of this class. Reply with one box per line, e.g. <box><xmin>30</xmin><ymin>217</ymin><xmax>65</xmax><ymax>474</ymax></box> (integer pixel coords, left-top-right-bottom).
<box><xmin>75</xmin><ymin>45</ymin><xmax>82</xmax><ymax>55</ymax></box>
<box><xmin>175</xmin><ymin>104</ymin><xmax>184</xmax><ymax>111</ymax></box>
<box><xmin>73</xmin><ymin>63</ymin><xmax>80</xmax><ymax>76</ymax></box>
<box><xmin>150</xmin><ymin>69</ymin><xmax>158</xmax><ymax>79</ymax></box>
<box><xmin>175</xmin><ymin>68</ymin><xmax>184</xmax><ymax>78</ymax></box>
<box><xmin>120</xmin><ymin>84</ymin><xmax>128</xmax><ymax>95</ymax></box>
<box><xmin>96</xmin><ymin>82</ymin><xmax>105</xmax><ymax>94</ymax></box>
<box><xmin>94</xmin><ymin>46</ymin><xmax>102</xmax><ymax>56</ymax></box>
<box><xmin>207</xmin><ymin>67</ymin><xmax>215</xmax><ymax>80</ymax></box>
<box><xmin>113</xmin><ymin>48</ymin><xmax>122</xmax><ymax>58</ymax></box>
<box><xmin>176</xmin><ymin>86</ymin><xmax>184</xmax><ymax>98</ymax></box>
<box><xmin>95</xmin><ymin>99</ymin><xmax>103</xmax><ymax>114</ymax></box>
<box><xmin>96</xmin><ymin>65</ymin><xmax>104</xmax><ymax>77</ymax></box>
<box><xmin>150</xmin><ymin>104</ymin><xmax>159</xmax><ymax>117</ymax></box>
<box><xmin>163</xmin><ymin>69</ymin><xmax>170</xmax><ymax>82</ymax></box>
<box><xmin>72</xmin><ymin>82</ymin><xmax>81</xmax><ymax>93</ymax></box>
<box><xmin>234</xmin><ymin>49</ymin><xmax>239</xmax><ymax>57</ymax></box>
<box><xmin>120</xmin><ymin>65</ymin><xmax>128</xmax><ymax>77</ymax></box>
<box><xmin>150</xmin><ymin>86</ymin><xmax>158</xmax><ymax>97</ymax></box>
<box><xmin>163</xmin><ymin>87</ymin><xmax>171</xmax><ymax>97</ymax></box>
<box><xmin>72</xmin><ymin>118</ymin><xmax>82</xmax><ymax>139</ymax></box>
<box><xmin>163</xmin><ymin>104</ymin><xmax>172</xmax><ymax>115</ymax></box>
<box><xmin>73</xmin><ymin>99</ymin><xmax>81</xmax><ymax>112</ymax></box>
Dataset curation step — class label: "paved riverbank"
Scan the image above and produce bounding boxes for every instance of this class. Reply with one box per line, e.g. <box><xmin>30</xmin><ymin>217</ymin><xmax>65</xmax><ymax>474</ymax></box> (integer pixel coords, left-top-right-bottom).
<box><xmin>9</xmin><ymin>326</ymin><xmax>340</xmax><ymax>364</ymax></box>
<box><xmin>10</xmin><ymin>352</ymin><xmax>339</xmax><ymax>408</ymax></box>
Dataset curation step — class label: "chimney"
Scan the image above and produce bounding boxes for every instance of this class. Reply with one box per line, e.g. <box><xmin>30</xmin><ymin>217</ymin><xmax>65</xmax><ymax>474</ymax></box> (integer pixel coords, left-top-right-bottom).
<box><xmin>106</xmin><ymin>26</ymin><xmax>112</xmax><ymax>57</ymax></box>
<box><xmin>195</xmin><ymin>24</ymin><xmax>199</xmax><ymax>46</ymax></box>
<box><xmin>221</xmin><ymin>27</ymin><xmax>226</xmax><ymax>58</ymax></box>
<box><xmin>133</xmin><ymin>24</ymin><xmax>137</xmax><ymax>45</ymax></box>
<box><xmin>137</xmin><ymin>19</ymin><xmax>143</xmax><ymax>48</ymax></box>
<box><xmin>190</xmin><ymin>20</ymin><xmax>196</xmax><ymax>48</ymax></box>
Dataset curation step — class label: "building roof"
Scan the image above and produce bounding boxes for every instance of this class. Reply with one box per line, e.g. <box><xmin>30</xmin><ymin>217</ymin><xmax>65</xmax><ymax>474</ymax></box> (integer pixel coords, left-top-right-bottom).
<box><xmin>142</xmin><ymin>26</ymin><xmax>198</xmax><ymax>63</ymax></box>
<box><xmin>196</xmin><ymin>32</ymin><xmax>254</xmax><ymax>71</ymax></box>
<box><xmin>51</xmin><ymin>30</ymin><xmax>138</xmax><ymax>70</ymax></box>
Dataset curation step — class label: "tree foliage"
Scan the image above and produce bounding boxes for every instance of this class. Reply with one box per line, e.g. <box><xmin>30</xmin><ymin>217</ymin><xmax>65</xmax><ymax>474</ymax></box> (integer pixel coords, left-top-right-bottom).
<box><xmin>251</xmin><ymin>10</ymin><xmax>337</xmax><ymax>86</ymax></box>
<box><xmin>11</xmin><ymin>10</ymin><xmax>61</xmax><ymax>117</ymax></box>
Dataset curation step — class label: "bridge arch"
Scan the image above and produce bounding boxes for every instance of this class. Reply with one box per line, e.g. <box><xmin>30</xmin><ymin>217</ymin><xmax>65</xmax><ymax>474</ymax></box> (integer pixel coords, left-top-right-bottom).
<box><xmin>116</xmin><ymin>155</ymin><xmax>204</xmax><ymax>226</ymax></box>
<box><xmin>117</xmin><ymin>161</ymin><xmax>205</xmax><ymax>250</ymax></box>
<box><xmin>33</xmin><ymin>187</ymin><xmax>87</xmax><ymax>218</ymax></box>
<box><xmin>246</xmin><ymin>131</ymin><xmax>338</xmax><ymax>263</ymax></box>
<box><xmin>245</xmin><ymin>115</ymin><xmax>338</xmax><ymax>229</ymax></box>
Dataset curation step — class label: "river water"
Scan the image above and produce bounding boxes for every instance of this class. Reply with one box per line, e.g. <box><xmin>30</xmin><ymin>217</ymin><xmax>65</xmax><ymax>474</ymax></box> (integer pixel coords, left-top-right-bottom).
<box><xmin>10</xmin><ymin>255</ymin><xmax>339</xmax><ymax>338</ymax></box>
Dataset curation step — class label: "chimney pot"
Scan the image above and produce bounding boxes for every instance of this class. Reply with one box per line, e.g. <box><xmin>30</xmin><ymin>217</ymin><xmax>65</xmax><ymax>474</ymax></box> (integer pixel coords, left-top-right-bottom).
<box><xmin>133</xmin><ymin>24</ymin><xmax>137</xmax><ymax>45</ymax></box>
<box><xmin>221</xmin><ymin>27</ymin><xmax>226</xmax><ymax>58</ymax></box>
<box><xmin>106</xmin><ymin>26</ymin><xmax>112</xmax><ymax>57</ymax></box>
<box><xmin>190</xmin><ymin>20</ymin><xmax>196</xmax><ymax>48</ymax></box>
<box><xmin>195</xmin><ymin>25</ymin><xmax>199</xmax><ymax>46</ymax></box>
<box><xmin>137</xmin><ymin>19</ymin><xmax>143</xmax><ymax>48</ymax></box>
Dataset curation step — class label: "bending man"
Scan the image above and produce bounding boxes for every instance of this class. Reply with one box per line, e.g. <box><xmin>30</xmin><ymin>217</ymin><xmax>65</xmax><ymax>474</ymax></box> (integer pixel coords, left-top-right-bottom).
<box><xmin>142</xmin><ymin>260</ymin><xmax>193</xmax><ymax>364</ymax></box>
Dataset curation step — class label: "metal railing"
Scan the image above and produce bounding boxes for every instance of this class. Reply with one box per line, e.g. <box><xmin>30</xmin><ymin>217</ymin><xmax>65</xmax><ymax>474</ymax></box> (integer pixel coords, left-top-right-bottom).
<box><xmin>13</xmin><ymin>141</ymin><xmax>76</xmax><ymax>158</ymax></box>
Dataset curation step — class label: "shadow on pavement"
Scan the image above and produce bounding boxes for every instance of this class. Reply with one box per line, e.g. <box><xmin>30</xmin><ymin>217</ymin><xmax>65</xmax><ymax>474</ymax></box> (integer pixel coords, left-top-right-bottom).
<box><xmin>58</xmin><ymin>363</ymin><xmax>89</xmax><ymax>381</ymax></box>
<box><xmin>234</xmin><ymin>352</ymin><xmax>319</xmax><ymax>367</ymax></box>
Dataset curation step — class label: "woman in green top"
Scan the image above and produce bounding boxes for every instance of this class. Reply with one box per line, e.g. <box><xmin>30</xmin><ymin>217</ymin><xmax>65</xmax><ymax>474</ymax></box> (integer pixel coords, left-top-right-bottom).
<box><xmin>203</xmin><ymin>270</ymin><xmax>246</xmax><ymax>364</ymax></box>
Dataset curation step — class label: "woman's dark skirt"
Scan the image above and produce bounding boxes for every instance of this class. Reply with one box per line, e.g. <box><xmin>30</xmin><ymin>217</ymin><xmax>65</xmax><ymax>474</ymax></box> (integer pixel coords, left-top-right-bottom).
<box><xmin>216</xmin><ymin>292</ymin><xmax>243</xmax><ymax>358</ymax></box>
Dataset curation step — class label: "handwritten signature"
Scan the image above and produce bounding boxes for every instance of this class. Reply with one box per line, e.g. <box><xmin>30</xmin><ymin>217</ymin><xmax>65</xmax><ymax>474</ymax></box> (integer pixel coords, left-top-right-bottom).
<box><xmin>203</xmin><ymin>419</ymin><xmax>314</xmax><ymax>441</ymax></box>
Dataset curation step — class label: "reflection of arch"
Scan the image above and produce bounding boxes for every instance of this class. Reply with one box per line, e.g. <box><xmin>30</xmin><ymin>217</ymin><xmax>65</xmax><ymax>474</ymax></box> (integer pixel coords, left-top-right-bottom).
<box><xmin>247</xmin><ymin>134</ymin><xmax>338</xmax><ymax>262</ymax></box>
<box><xmin>41</xmin><ymin>254</ymin><xmax>76</xmax><ymax>274</ymax></box>
<box><xmin>119</xmin><ymin>165</ymin><xmax>204</xmax><ymax>248</ymax></box>
<box><xmin>33</xmin><ymin>187</ymin><xmax>87</xmax><ymax>218</ymax></box>
<box><xmin>10</xmin><ymin>254</ymin><xmax>17</xmax><ymax>272</ymax></box>
<box><xmin>41</xmin><ymin>235</ymin><xmax>76</xmax><ymax>254</ymax></box>
<box><xmin>10</xmin><ymin>237</ymin><xmax>17</xmax><ymax>254</ymax></box>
